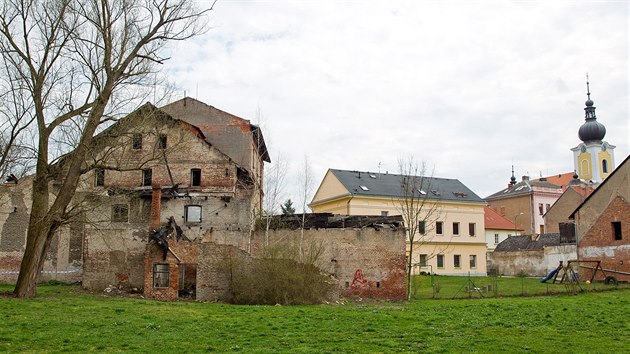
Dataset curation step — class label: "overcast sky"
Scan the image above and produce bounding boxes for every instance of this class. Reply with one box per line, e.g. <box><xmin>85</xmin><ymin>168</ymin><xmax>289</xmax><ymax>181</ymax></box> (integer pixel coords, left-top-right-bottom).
<box><xmin>165</xmin><ymin>0</ymin><xmax>629</xmax><ymax>208</ymax></box>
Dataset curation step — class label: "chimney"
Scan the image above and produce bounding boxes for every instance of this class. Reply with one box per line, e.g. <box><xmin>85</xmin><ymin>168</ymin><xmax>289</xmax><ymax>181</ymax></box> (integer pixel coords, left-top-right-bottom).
<box><xmin>150</xmin><ymin>185</ymin><xmax>162</xmax><ymax>231</ymax></box>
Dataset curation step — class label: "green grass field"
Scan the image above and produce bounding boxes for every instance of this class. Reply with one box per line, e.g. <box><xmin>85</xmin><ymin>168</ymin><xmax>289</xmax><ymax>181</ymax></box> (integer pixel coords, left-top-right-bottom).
<box><xmin>2</xmin><ymin>282</ymin><xmax>630</xmax><ymax>353</ymax></box>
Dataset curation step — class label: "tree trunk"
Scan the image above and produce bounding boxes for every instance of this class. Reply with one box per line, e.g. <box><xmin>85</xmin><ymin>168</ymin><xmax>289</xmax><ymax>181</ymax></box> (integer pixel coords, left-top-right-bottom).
<box><xmin>14</xmin><ymin>175</ymin><xmax>53</xmax><ymax>297</ymax></box>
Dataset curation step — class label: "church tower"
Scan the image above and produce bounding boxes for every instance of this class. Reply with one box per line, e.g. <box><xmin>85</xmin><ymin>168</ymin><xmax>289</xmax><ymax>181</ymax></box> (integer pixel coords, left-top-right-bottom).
<box><xmin>570</xmin><ymin>77</ymin><xmax>616</xmax><ymax>184</ymax></box>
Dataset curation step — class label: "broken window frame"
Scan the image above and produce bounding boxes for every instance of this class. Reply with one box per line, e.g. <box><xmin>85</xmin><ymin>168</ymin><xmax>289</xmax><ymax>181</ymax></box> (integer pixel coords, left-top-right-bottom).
<box><xmin>111</xmin><ymin>204</ymin><xmax>129</xmax><ymax>222</ymax></box>
<box><xmin>153</xmin><ymin>263</ymin><xmax>170</xmax><ymax>288</ymax></box>
<box><xmin>191</xmin><ymin>168</ymin><xmax>201</xmax><ymax>187</ymax></box>
<box><xmin>158</xmin><ymin>134</ymin><xmax>167</xmax><ymax>149</ymax></box>
<box><xmin>132</xmin><ymin>133</ymin><xmax>143</xmax><ymax>150</ymax></box>
<box><xmin>94</xmin><ymin>168</ymin><xmax>105</xmax><ymax>187</ymax></box>
<box><xmin>142</xmin><ymin>168</ymin><xmax>152</xmax><ymax>187</ymax></box>
<box><xmin>185</xmin><ymin>205</ymin><xmax>202</xmax><ymax>223</ymax></box>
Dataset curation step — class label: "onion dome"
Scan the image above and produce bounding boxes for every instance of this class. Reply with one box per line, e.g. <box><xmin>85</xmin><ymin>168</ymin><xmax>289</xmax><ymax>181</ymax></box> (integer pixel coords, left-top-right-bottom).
<box><xmin>578</xmin><ymin>77</ymin><xmax>606</xmax><ymax>143</ymax></box>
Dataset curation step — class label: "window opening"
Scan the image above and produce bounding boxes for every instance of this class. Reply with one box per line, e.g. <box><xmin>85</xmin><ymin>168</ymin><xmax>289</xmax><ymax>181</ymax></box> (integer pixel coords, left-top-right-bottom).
<box><xmin>602</xmin><ymin>159</ymin><xmax>608</xmax><ymax>173</ymax></box>
<box><xmin>469</xmin><ymin>255</ymin><xmax>477</xmax><ymax>269</ymax></box>
<box><xmin>380</xmin><ymin>211</ymin><xmax>388</xmax><ymax>217</ymax></box>
<box><xmin>453</xmin><ymin>222</ymin><xmax>460</xmax><ymax>236</ymax></box>
<box><xmin>613</xmin><ymin>221</ymin><xmax>622</xmax><ymax>240</ymax></box>
<box><xmin>142</xmin><ymin>169</ymin><xmax>152</xmax><ymax>187</ymax></box>
<box><xmin>454</xmin><ymin>255</ymin><xmax>461</xmax><ymax>268</ymax></box>
<box><xmin>418</xmin><ymin>221</ymin><xmax>426</xmax><ymax>235</ymax></box>
<box><xmin>469</xmin><ymin>223</ymin><xmax>475</xmax><ymax>236</ymax></box>
<box><xmin>494</xmin><ymin>234</ymin><xmax>499</xmax><ymax>244</ymax></box>
<box><xmin>185</xmin><ymin>205</ymin><xmax>202</xmax><ymax>223</ymax></box>
<box><xmin>95</xmin><ymin>168</ymin><xmax>105</xmax><ymax>187</ymax></box>
<box><xmin>132</xmin><ymin>133</ymin><xmax>142</xmax><ymax>149</ymax></box>
<box><xmin>153</xmin><ymin>264</ymin><xmax>170</xmax><ymax>288</ymax></box>
<box><xmin>419</xmin><ymin>254</ymin><xmax>427</xmax><ymax>267</ymax></box>
<box><xmin>437</xmin><ymin>254</ymin><xmax>444</xmax><ymax>268</ymax></box>
<box><xmin>191</xmin><ymin>169</ymin><xmax>201</xmax><ymax>187</ymax></box>
<box><xmin>436</xmin><ymin>221</ymin><xmax>443</xmax><ymax>235</ymax></box>
<box><xmin>158</xmin><ymin>134</ymin><xmax>167</xmax><ymax>149</ymax></box>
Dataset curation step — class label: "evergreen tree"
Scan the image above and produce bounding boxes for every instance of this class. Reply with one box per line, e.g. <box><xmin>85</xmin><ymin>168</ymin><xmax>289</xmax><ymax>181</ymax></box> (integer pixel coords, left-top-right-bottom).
<box><xmin>281</xmin><ymin>199</ymin><xmax>296</xmax><ymax>215</ymax></box>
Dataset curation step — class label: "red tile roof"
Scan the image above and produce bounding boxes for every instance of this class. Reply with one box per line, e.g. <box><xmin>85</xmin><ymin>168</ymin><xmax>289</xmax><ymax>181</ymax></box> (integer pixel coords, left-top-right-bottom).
<box><xmin>534</xmin><ymin>172</ymin><xmax>574</xmax><ymax>191</ymax></box>
<box><xmin>568</xmin><ymin>185</ymin><xmax>595</xmax><ymax>198</ymax></box>
<box><xmin>484</xmin><ymin>206</ymin><xmax>525</xmax><ymax>231</ymax></box>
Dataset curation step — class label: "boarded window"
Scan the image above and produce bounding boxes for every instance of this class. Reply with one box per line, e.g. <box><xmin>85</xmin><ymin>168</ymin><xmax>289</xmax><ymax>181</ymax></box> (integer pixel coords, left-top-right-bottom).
<box><xmin>185</xmin><ymin>205</ymin><xmax>202</xmax><ymax>223</ymax></box>
<box><xmin>436</xmin><ymin>221</ymin><xmax>443</xmax><ymax>235</ymax></box>
<box><xmin>153</xmin><ymin>264</ymin><xmax>170</xmax><ymax>288</ymax></box>
<box><xmin>94</xmin><ymin>168</ymin><xmax>105</xmax><ymax>187</ymax></box>
<box><xmin>142</xmin><ymin>169</ymin><xmax>152</xmax><ymax>187</ymax></box>
<box><xmin>132</xmin><ymin>133</ymin><xmax>142</xmax><ymax>149</ymax></box>
<box><xmin>191</xmin><ymin>169</ymin><xmax>201</xmax><ymax>187</ymax></box>
<box><xmin>613</xmin><ymin>221</ymin><xmax>622</xmax><ymax>240</ymax></box>
<box><xmin>111</xmin><ymin>204</ymin><xmax>129</xmax><ymax>222</ymax></box>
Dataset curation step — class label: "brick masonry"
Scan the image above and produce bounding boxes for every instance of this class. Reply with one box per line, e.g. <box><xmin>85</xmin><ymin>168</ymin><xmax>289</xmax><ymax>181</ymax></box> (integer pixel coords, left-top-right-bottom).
<box><xmin>577</xmin><ymin>196</ymin><xmax>630</xmax><ymax>281</ymax></box>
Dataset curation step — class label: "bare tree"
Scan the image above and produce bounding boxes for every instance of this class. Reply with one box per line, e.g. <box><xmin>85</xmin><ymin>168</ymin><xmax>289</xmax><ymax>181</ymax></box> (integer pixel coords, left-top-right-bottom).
<box><xmin>297</xmin><ymin>155</ymin><xmax>314</xmax><ymax>258</ymax></box>
<box><xmin>262</xmin><ymin>152</ymin><xmax>288</xmax><ymax>245</ymax></box>
<box><xmin>396</xmin><ymin>156</ymin><xmax>441</xmax><ymax>301</ymax></box>
<box><xmin>0</xmin><ymin>0</ymin><xmax>210</xmax><ymax>297</ymax></box>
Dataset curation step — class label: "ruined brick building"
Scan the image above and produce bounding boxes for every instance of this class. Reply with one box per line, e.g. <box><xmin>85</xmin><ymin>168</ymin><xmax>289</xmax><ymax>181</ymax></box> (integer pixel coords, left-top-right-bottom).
<box><xmin>0</xmin><ymin>98</ymin><xmax>406</xmax><ymax>301</ymax></box>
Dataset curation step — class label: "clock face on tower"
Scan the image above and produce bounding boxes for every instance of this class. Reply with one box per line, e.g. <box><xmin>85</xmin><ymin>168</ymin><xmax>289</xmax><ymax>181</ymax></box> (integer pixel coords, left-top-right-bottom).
<box><xmin>581</xmin><ymin>145</ymin><xmax>587</xmax><ymax>153</ymax></box>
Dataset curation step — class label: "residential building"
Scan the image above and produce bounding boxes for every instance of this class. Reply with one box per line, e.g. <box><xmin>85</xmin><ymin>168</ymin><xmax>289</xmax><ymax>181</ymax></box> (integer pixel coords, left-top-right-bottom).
<box><xmin>309</xmin><ymin>169</ymin><xmax>487</xmax><ymax>276</ymax></box>
<box><xmin>484</xmin><ymin>206</ymin><xmax>523</xmax><ymax>252</ymax></box>
<box><xmin>485</xmin><ymin>172</ymin><xmax>563</xmax><ymax>236</ymax></box>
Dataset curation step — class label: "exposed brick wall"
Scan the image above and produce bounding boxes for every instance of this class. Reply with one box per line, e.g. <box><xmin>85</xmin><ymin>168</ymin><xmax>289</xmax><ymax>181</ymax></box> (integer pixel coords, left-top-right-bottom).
<box><xmin>578</xmin><ymin>196</ymin><xmax>630</xmax><ymax>282</ymax></box>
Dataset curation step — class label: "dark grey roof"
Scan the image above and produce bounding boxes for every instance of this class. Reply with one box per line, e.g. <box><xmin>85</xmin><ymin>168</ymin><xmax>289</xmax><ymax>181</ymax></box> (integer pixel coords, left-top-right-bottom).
<box><xmin>330</xmin><ymin>169</ymin><xmax>485</xmax><ymax>204</ymax></box>
<box><xmin>494</xmin><ymin>233</ymin><xmax>562</xmax><ymax>252</ymax></box>
<box><xmin>485</xmin><ymin>179</ymin><xmax>562</xmax><ymax>200</ymax></box>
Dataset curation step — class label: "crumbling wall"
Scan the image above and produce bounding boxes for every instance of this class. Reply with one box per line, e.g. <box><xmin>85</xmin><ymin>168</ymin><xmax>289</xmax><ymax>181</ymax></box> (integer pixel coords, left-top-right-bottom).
<box><xmin>0</xmin><ymin>179</ymin><xmax>82</xmax><ymax>284</ymax></box>
<box><xmin>143</xmin><ymin>240</ymin><xmax>199</xmax><ymax>301</ymax></box>
<box><xmin>196</xmin><ymin>242</ymin><xmax>250</xmax><ymax>302</ymax></box>
<box><xmin>199</xmin><ymin>227</ymin><xmax>407</xmax><ymax>301</ymax></box>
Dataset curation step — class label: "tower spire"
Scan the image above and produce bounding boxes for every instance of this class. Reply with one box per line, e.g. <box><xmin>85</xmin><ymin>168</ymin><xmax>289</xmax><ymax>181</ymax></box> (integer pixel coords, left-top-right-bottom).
<box><xmin>578</xmin><ymin>75</ymin><xmax>605</xmax><ymax>142</ymax></box>
<box><xmin>509</xmin><ymin>165</ymin><xmax>516</xmax><ymax>187</ymax></box>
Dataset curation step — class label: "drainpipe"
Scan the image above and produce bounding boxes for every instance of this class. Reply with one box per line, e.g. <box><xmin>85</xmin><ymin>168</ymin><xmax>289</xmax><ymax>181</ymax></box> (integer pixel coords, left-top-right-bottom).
<box><xmin>151</xmin><ymin>185</ymin><xmax>162</xmax><ymax>231</ymax></box>
<box><xmin>346</xmin><ymin>193</ymin><xmax>354</xmax><ymax>215</ymax></box>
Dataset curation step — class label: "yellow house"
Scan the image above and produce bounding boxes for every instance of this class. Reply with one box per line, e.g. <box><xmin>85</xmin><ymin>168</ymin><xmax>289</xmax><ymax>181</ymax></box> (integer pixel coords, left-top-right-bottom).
<box><xmin>309</xmin><ymin>169</ymin><xmax>487</xmax><ymax>276</ymax></box>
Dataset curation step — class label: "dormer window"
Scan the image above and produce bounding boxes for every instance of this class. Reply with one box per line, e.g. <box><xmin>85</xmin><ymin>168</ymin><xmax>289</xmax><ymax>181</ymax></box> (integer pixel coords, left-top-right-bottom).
<box><xmin>360</xmin><ymin>185</ymin><xmax>369</xmax><ymax>191</ymax></box>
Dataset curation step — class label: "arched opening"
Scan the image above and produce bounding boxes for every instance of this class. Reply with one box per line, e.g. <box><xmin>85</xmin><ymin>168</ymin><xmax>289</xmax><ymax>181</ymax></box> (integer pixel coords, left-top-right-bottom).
<box><xmin>602</xmin><ymin>159</ymin><xmax>608</xmax><ymax>173</ymax></box>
